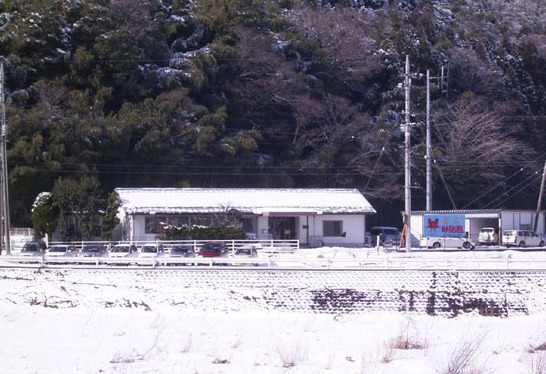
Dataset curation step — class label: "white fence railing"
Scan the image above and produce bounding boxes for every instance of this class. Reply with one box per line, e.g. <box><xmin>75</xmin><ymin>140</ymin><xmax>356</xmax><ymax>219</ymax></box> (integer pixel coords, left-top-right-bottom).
<box><xmin>44</xmin><ymin>239</ymin><xmax>300</xmax><ymax>253</ymax></box>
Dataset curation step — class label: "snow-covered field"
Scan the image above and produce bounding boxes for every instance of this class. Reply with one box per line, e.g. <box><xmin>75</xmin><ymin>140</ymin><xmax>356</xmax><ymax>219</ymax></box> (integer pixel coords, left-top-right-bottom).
<box><xmin>2</xmin><ymin>247</ymin><xmax>546</xmax><ymax>374</ymax></box>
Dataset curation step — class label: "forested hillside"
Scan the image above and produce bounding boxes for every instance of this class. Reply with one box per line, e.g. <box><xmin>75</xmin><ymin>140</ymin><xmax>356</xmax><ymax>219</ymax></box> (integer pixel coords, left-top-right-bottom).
<box><xmin>1</xmin><ymin>0</ymin><xmax>545</xmax><ymax>228</ymax></box>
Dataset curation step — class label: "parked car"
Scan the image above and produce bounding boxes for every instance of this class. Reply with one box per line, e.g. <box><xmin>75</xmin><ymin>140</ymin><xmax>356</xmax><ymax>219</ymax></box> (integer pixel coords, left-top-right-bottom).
<box><xmin>369</xmin><ymin>226</ymin><xmax>402</xmax><ymax>247</ymax></box>
<box><xmin>46</xmin><ymin>244</ymin><xmax>77</xmax><ymax>256</ymax></box>
<box><xmin>502</xmin><ymin>230</ymin><xmax>545</xmax><ymax>247</ymax></box>
<box><xmin>169</xmin><ymin>244</ymin><xmax>196</xmax><ymax>258</ymax></box>
<box><xmin>19</xmin><ymin>241</ymin><xmax>46</xmax><ymax>256</ymax></box>
<box><xmin>233</xmin><ymin>246</ymin><xmax>258</xmax><ymax>258</ymax></box>
<box><xmin>18</xmin><ymin>242</ymin><xmax>47</xmax><ymax>263</ymax></box>
<box><xmin>419</xmin><ymin>236</ymin><xmax>475</xmax><ymax>250</ymax></box>
<box><xmin>230</xmin><ymin>246</ymin><xmax>259</xmax><ymax>266</ymax></box>
<box><xmin>45</xmin><ymin>245</ymin><xmax>77</xmax><ymax>263</ymax></box>
<box><xmin>478</xmin><ymin>227</ymin><xmax>498</xmax><ymax>245</ymax></box>
<box><xmin>138</xmin><ymin>243</ymin><xmax>164</xmax><ymax>258</ymax></box>
<box><xmin>197</xmin><ymin>242</ymin><xmax>227</xmax><ymax>258</ymax></box>
<box><xmin>78</xmin><ymin>244</ymin><xmax>107</xmax><ymax>258</ymax></box>
<box><xmin>165</xmin><ymin>244</ymin><xmax>196</xmax><ymax>266</ymax></box>
<box><xmin>108</xmin><ymin>244</ymin><xmax>138</xmax><ymax>258</ymax></box>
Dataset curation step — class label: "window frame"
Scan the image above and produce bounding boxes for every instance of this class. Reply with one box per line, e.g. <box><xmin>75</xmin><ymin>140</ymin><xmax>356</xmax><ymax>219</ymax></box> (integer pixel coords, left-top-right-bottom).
<box><xmin>323</xmin><ymin>220</ymin><xmax>344</xmax><ymax>237</ymax></box>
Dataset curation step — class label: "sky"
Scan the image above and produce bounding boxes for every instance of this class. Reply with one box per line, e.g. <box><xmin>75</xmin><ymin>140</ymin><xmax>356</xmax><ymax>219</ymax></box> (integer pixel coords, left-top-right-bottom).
<box><xmin>1</xmin><ymin>246</ymin><xmax>546</xmax><ymax>374</ymax></box>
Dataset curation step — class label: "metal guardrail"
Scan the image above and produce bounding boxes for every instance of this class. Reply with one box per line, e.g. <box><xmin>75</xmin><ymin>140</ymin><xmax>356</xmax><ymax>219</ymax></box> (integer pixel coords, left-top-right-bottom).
<box><xmin>2</xmin><ymin>254</ymin><xmax>282</xmax><ymax>268</ymax></box>
<box><xmin>4</xmin><ymin>252</ymin><xmax>546</xmax><ymax>270</ymax></box>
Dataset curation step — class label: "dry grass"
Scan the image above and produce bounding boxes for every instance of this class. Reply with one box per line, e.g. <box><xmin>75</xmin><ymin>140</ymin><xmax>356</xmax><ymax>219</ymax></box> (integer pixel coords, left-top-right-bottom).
<box><xmin>528</xmin><ymin>351</ymin><xmax>546</xmax><ymax>374</ymax></box>
<box><xmin>110</xmin><ymin>348</ymin><xmax>143</xmax><ymax>364</ymax></box>
<box><xmin>391</xmin><ymin>317</ymin><xmax>428</xmax><ymax>350</ymax></box>
<box><xmin>529</xmin><ymin>343</ymin><xmax>546</xmax><ymax>353</ymax></box>
<box><xmin>380</xmin><ymin>340</ymin><xmax>395</xmax><ymax>364</ymax></box>
<box><xmin>438</xmin><ymin>332</ymin><xmax>487</xmax><ymax>374</ymax></box>
<box><xmin>277</xmin><ymin>338</ymin><xmax>308</xmax><ymax>368</ymax></box>
<box><xmin>180</xmin><ymin>331</ymin><xmax>193</xmax><ymax>353</ymax></box>
<box><xmin>390</xmin><ymin>334</ymin><xmax>427</xmax><ymax>350</ymax></box>
<box><xmin>379</xmin><ymin>317</ymin><xmax>428</xmax><ymax>364</ymax></box>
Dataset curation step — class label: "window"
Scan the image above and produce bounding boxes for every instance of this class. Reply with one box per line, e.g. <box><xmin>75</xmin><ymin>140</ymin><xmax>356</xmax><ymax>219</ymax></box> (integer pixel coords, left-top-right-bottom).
<box><xmin>145</xmin><ymin>216</ymin><xmax>166</xmax><ymax>234</ymax></box>
<box><xmin>167</xmin><ymin>216</ymin><xmax>190</xmax><ymax>227</ymax></box>
<box><xmin>242</xmin><ymin>217</ymin><xmax>256</xmax><ymax>233</ymax></box>
<box><xmin>194</xmin><ymin>215</ymin><xmax>212</xmax><ymax>226</ymax></box>
<box><xmin>323</xmin><ymin>220</ymin><xmax>343</xmax><ymax>237</ymax></box>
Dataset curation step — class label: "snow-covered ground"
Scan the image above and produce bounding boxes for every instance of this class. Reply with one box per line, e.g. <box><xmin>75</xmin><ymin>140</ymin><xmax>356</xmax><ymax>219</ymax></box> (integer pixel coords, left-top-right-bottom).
<box><xmin>2</xmin><ymin>246</ymin><xmax>546</xmax><ymax>373</ymax></box>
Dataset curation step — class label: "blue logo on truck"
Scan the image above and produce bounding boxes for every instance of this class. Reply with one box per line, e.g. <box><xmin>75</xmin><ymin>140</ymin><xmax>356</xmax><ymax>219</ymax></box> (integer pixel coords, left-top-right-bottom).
<box><xmin>423</xmin><ymin>214</ymin><xmax>465</xmax><ymax>237</ymax></box>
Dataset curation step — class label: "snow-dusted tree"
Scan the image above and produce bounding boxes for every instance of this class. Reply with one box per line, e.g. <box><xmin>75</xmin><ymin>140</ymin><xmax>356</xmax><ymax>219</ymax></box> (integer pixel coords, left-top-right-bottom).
<box><xmin>31</xmin><ymin>192</ymin><xmax>58</xmax><ymax>240</ymax></box>
<box><xmin>446</xmin><ymin>48</ymin><xmax>507</xmax><ymax>100</ymax></box>
<box><xmin>51</xmin><ymin>176</ymin><xmax>103</xmax><ymax>241</ymax></box>
<box><xmin>288</xmin><ymin>4</ymin><xmax>382</xmax><ymax>99</ymax></box>
<box><xmin>101</xmin><ymin>192</ymin><xmax>120</xmax><ymax>240</ymax></box>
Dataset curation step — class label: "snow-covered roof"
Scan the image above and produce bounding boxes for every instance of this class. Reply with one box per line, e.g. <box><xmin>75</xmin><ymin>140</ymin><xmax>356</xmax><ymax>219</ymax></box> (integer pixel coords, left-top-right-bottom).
<box><xmin>115</xmin><ymin>188</ymin><xmax>376</xmax><ymax>215</ymax></box>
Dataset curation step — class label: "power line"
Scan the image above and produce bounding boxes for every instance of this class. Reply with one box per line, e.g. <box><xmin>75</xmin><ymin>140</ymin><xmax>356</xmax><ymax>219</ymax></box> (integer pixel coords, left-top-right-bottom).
<box><xmin>461</xmin><ymin>167</ymin><xmax>525</xmax><ymax>209</ymax></box>
<box><xmin>480</xmin><ymin>171</ymin><xmax>541</xmax><ymax>209</ymax></box>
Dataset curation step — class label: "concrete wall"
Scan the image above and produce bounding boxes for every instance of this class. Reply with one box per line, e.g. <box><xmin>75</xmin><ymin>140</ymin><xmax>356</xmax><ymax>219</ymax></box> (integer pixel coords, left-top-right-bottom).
<box><xmin>4</xmin><ymin>268</ymin><xmax>546</xmax><ymax>318</ymax></box>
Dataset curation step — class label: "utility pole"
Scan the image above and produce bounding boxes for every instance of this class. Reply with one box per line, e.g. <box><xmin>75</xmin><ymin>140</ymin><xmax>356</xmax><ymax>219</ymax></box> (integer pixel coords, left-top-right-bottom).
<box><xmin>0</xmin><ymin>62</ymin><xmax>10</xmax><ymax>255</ymax></box>
<box><xmin>426</xmin><ymin>70</ymin><xmax>432</xmax><ymax>211</ymax></box>
<box><xmin>534</xmin><ymin>161</ymin><xmax>546</xmax><ymax>233</ymax></box>
<box><xmin>0</xmin><ymin>63</ymin><xmax>3</xmax><ymax>255</ymax></box>
<box><xmin>404</xmin><ymin>55</ymin><xmax>412</xmax><ymax>252</ymax></box>
<box><xmin>425</xmin><ymin>66</ymin><xmax>448</xmax><ymax>211</ymax></box>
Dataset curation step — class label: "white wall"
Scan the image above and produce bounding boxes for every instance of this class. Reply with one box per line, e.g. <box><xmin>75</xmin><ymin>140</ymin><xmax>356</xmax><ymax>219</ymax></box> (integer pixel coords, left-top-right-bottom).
<box><xmin>130</xmin><ymin>215</ymin><xmax>156</xmax><ymax>242</ymax></box>
<box><xmin>313</xmin><ymin>214</ymin><xmax>366</xmax><ymax>247</ymax></box>
<box><xmin>123</xmin><ymin>213</ymin><xmax>368</xmax><ymax>246</ymax></box>
<box><xmin>254</xmin><ymin>214</ymin><xmax>367</xmax><ymax>246</ymax></box>
<box><xmin>500</xmin><ymin>211</ymin><xmax>545</xmax><ymax>234</ymax></box>
<box><xmin>256</xmin><ymin>216</ymin><xmax>271</xmax><ymax>240</ymax></box>
<box><xmin>409</xmin><ymin>215</ymin><xmax>423</xmax><ymax>247</ymax></box>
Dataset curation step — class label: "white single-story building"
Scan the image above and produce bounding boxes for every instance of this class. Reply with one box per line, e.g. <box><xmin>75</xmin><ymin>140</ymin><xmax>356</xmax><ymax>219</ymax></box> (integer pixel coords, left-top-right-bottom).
<box><xmin>409</xmin><ymin>209</ymin><xmax>546</xmax><ymax>245</ymax></box>
<box><xmin>114</xmin><ymin>188</ymin><xmax>376</xmax><ymax>247</ymax></box>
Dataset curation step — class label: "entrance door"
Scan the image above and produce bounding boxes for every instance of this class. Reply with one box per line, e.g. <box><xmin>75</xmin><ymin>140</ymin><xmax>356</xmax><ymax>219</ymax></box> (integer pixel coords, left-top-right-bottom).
<box><xmin>269</xmin><ymin>217</ymin><xmax>297</xmax><ymax>240</ymax></box>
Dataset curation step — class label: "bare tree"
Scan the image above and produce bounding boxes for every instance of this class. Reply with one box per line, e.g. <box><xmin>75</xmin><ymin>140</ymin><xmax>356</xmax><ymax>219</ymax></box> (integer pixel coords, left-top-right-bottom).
<box><xmin>430</xmin><ymin>95</ymin><xmax>535</xmax><ymax>208</ymax></box>
<box><xmin>434</xmin><ymin>96</ymin><xmax>529</xmax><ymax>171</ymax></box>
<box><xmin>293</xmin><ymin>94</ymin><xmax>401</xmax><ymax>193</ymax></box>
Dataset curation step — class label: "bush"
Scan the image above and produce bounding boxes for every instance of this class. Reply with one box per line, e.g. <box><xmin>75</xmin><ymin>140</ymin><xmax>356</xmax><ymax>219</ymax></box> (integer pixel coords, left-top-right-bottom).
<box><xmin>161</xmin><ymin>225</ymin><xmax>246</xmax><ymax>240</ymax></box>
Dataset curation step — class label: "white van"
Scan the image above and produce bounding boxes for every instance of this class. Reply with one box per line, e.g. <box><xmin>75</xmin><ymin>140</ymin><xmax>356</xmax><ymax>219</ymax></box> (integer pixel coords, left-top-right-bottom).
<box><xmin>420</xmin><ymin>236</ymin><xmax>475</xmax><ymax>250</ymax></box>
<box><xmin>502</xmin><ymin>230</ymin><xmax>545</xmax><ymax>247</ymax></box>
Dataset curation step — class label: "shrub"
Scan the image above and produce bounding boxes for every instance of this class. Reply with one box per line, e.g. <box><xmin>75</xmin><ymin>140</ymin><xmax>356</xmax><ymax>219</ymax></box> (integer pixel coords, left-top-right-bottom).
<box><xmin>161</xmin><ymin>224</ymin><xmax>246</xmax><ymax>240</ymax></box>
